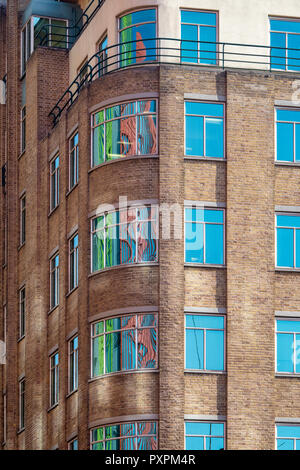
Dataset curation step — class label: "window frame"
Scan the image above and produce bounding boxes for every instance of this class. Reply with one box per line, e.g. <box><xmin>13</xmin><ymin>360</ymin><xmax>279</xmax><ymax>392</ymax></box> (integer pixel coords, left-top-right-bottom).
<box><xmin>180</xmin><ymin>8</ymin><xmax>219</xmax><ymax>66</ymax></box>
<box><xmin>68</xmin><ymin>437</ymin><xmax>78</xmax><ymax>450</ymax></box>
<box><xmin>184</xmin><ymin>204</ymin><xmax>226</xmax><ymax>267</ymax></box>
<box><xmin>97</xmin><ymin>33</ymin><xmax>108</xmax><ymax>77</ymax></box>
<box><xmin>68</xmin><ymin>335</ymin><xmax>78</xmax><ymax>394</ymax></box>
<box><xmin>90</xmin><ymin>420</ymin><xmax>158</xmax><ymax>450</ymax></box>
<box><xmin>184</xmin><ymin>100</ymin><xmax>226</xmax><ymax>159</ymax></box>
<box><xmin>118</xmin><ymin>7</ymin><xmax>158</xmax><ymax>68</ymax></box>
<box><xmin>270</xmin><ymin>16</ymin><xmax>300</xmax><ymax>72</ymax></box>
<box><xmin>91</xmin><ymin>312</ymin><xmax>158</xmax><ymax>378</ymax></box>
<box><xmin>275</xmin><ymin>107</ymin><xmax>300</xmax><ymax>164</ymax></box>
<box><xmin>90</xmin><ymin>205</ymin><xmax>159</xmax><ymax>273</ymax></box>
<box><xmin>275</xmin><ymin>317</ymin><xmax>300</xmax><ymax>375</ymax></box>
<box><xmin>21</xmin><ymin>106</ymin><xmax>26</xmax><ymax>154</ymax></box>
<box><xmin>184</xmin><ymin>312</ymin><xmax>226</xmax><ymax>372</ymax></box>
<box><xmin>69</xmin><ymin>233</ymin><xmax>79</xmax><ymax>292</ymax></box>
<box><xmin>19</xmin><ymin>286</ymin><xmax>26</xmax><ymax>340</ymax></box>
<box><xmin>69</xmin><ymin>131</ymin><xmax>79</xmax><ymax>190</ymax></box>
<box><xmin>33</xmin><ymin>15</ymin><xmax>69</xmax><ymax>49</ymax></box>
<box><xmin>50</xmin><ymin>252</ymin><xmax>59</xmax><ymax>310</ymax></box>
<box><xmin>184</xmin><ymin>419</ymin><xmax>226</xmax><ymax>450</ymax></box>
<box><xmin>19</xmin><ymin>378</ymin><xmax>25</xmax><ymax>431</ymax></box>
<box><xmin>20</xmin><ymin>194</ymin><xmax>26</xmax><ymax>245</ymax></box>
<box><xmin>91</xmin><ymin>98</ymin><xmax>158</xmax><ymax>168</ymax></box>
<box><xmin>275</xmin><ymin>211</ymin><xmax>300</xmax><ymax>269</ymax></box>
<box><xmin>50</xmin><ymin>154</ymin><xmax>60</xmax><ymax>211</ymax></box>
<box><xmin>276</xmin><ymin>423</ymin><xmax>300</xmax><ymax>450</ymax></box>
<box><xmin>49</xmin><ymin>351</ymin><xmax>59</xmax><ymax>407</ymax></box>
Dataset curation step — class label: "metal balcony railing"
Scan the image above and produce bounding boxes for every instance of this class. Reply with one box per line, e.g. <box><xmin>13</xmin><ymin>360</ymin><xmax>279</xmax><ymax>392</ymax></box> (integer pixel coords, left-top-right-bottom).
<box><xmin>34</xmin><ymin>0</ymin><xmax>105</xmax><ymax>48</ymax></box>
<box><xmin>49</xmin><ymin>37</ymin><xmax>300</xmax><ymax>126</ymax></box>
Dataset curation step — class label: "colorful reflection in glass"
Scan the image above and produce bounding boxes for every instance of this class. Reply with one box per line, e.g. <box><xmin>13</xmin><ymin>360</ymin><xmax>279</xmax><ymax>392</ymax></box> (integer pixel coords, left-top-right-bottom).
<box><xmin>92</xmin><ymin>99</ymin><xmax>157</xmax><ymax>166</ymax></box>
<box><xmin>91</xmin><ymin>421</ymin><xmax>157</xmax><ymax>450</ymax></box>
<box><xmin>119</xmin><ymin>9</ymin><xmax>156</xmax><ymax>67</ymax></box>
<box><xmin>92</xmin><ymin>313</ymin><xmax>158</xmax><ymax>377</ymax></box>
<box><xmin>91</xmin><ymin>206</ymin><xmax>158</xmax><ymax>272</ymax></box>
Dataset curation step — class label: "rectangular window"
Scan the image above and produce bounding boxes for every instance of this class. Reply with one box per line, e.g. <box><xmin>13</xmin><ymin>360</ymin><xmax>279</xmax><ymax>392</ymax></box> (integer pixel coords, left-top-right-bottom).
<box><xmin>276</xmin><ymin>213</ymin><xmax>300</xmax><ymax>269</ymax></box>
<box><xmin>185</xmin><ymin>101</ymin><xmax>224</xmax><ymax>158</ymax></box>
<box><xmin>119</xmin><ymin>9</ymin><xmax>157</xmax><ymax>68</ymax></box>
<box><xmin>276</xmin><ymin>424</ymin><xmax>300</xmax><ymax>450</ymax></box>
<box><xmin>91</xmin><ymin>206</ymin><xmax>158</xmax><ymax>272</ymax></box>
<box><xmin>98</xmin><ymin>36</ymin><xmax>108</xmax><ymax>77</ymax></box>
<box><xmin>33</xmin><ymin>17</ymin><xmax>68</xmax><ymax>49</ymax></box>
<box><xmin>92</xmin><ymin>313</ymin><xmax>158</xmax><ymax>377</ymax></box>
<box><xmin>21</xmin><ymin>106</ymin><xmax>26</xmax><ymax>153</ymax></box>
<box><xmin>19</xmin><ymin>287</ymin><xmax>26</xmax><ymax>339</ymax></box>
<box><xmin>21</xmin><ymin>21</ymin><xmax>32</xmax><ymax>75</ymax></box>
<box><xmin>50</xmin><ymin>253</ymin><xmax>59</xmax><ymax>309</ymax></box>
<box><xmin>185</xmin><ymin>421</ymin><xmax>225</xmax><ymax>450</ymax></box>
<box><xmin>270</xmin><ymin>18</ymin><xmax>300</xmax><ymax>71</ymax></box>
<box><xmin>78</xmin><ymin>58</ymin><xmax>89</xmax><ymax>85</ymax></box>
<box><xmin>276</xmin><ymin>318</ymin><xmax>300</xmax><ymax>374</ymax></box>
<box><xmin>3</xmin><ymin>393</ymin><xmax>6</xmax><ymax>443</ymax></box>
<box><xmin>91</xmin><ymin>421</ymin><xmax>158</xmax><ymax>450</ymax></box>
<box><xmin>92</xmin><ymin>99</ymin><xmax>157</xmax><ymax>166</ymax></box>
<box><xmin>181</xmin><ymin>10</ymin><xmax>217</xmax><ymax>65</ymax></box>
<box><xmin>185</xmin><ymin>206</ymin><xmax>225</xmax><ymax>265</ymax></box>
<box><xmin>69</xmin><ymin>438</ymin><xmax>78</xmax><ymax>450</ymax></box>
<box><xmin>276</xmin><ymin>108</ymin><xmax>300</xmax><ymax>163</ymax></box>
<box><xmin>20</xmin><ymin>195</ymin><xmax>26</xmax><ymax>245</ymax></box>
<box><xmin>50</xmin><ymin>352</ymin><xmax>59</xmax><ymax>407</ymax></box>
<box><xmin>69</xmin><ymin>233</ymin><xmax>78</xmax><ymax>291</ymax></box>
<box><xmin>19</xmin><ymin>379</ymin><xmax>25</xmax><ymax>430</ymax></box>
<box><xmin>185</xmin><ymin>314</ymin><xmax>225</xmax><ymax>371</ymax></box>
<box><xmin>50</xmin><ymin>155</ymin><xmax>59</xmax><ymax>211</ymax></box>
<box><xmin>69</xmin><ymin>132</ymin><xmax>79</xmax><ymax>189</ymax></box>
<box><xmin>69</xmin><ymin>336</ymin><xmax>78</xmax><ymax>393</ymax></box>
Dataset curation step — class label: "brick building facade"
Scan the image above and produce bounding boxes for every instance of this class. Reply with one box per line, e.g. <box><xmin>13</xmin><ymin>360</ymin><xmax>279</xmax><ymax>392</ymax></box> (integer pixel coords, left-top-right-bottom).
<box><xmin>1</xmin><ymin>0</ymin><xmax>300</xmax><ymax>450</ymax></box>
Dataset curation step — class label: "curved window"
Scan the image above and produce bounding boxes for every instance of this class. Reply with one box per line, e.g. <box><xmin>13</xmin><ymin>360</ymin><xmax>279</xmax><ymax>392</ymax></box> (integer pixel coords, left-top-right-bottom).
<box><xmin>91</xmin><ymin>206</ymin><xmax>158</xmax><ymax>272</ymax></box>
<box><xmin>91</xmin><ymin>421</ymin><xmax>158</xmax><ymax>450</ymax></box>
<box><xmin>119</xmin><ymin>9</ymin><xmax>157</xmax><ymax>68</ymax></box>
<box><xmin>92</xmin><ymin>313</ymin><xmax>158</xmax><ymax>377</ymax></box>
<box><xmin>92</xmin><ymin>99</ymin><xmax>157</xmax><ymax>166</ymax></box>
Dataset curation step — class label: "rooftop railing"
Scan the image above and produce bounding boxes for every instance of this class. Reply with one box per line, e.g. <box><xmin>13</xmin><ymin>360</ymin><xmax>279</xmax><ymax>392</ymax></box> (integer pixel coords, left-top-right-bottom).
<box><xmin>48</xmin><ymin>37</ymin><xmax>300</xmax><ymax>126</ymax></box>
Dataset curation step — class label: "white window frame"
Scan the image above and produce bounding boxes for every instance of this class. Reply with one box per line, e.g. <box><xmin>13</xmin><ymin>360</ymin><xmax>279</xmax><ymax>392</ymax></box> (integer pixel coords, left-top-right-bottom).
<box><xmin>184</xmin><ymin>418</ymin><xmax>226</xmax><ymax>450</ymax></box>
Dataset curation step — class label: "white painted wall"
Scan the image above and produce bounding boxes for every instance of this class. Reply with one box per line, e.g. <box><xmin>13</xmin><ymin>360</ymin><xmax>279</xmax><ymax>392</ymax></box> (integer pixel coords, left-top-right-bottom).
<box><xmin>69</xmin><ymin>0</ymin><xmax>300</xmax><ymax>82</ymax></box>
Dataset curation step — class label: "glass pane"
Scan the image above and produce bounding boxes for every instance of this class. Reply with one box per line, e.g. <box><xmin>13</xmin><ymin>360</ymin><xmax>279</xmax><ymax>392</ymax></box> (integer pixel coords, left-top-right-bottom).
<box><xmin>185</xmin><ymin>116</ymin><xmax>204</xmax><ymax>156</ymax></box>
<box><xmin>206</xmin><ymin>437</ymin><xmax>224</xmax><ymax>450</ymax></box>
<box><xmin>138</xmin><ymin>314</ymin><xmax>157</xmax><ymax>328</ymax></box>
<box><xmin>181</xmin><ymin>11</ymin><xmax>217</xmax><ymax>27</ymax></box>
<box><xmin>200</xmin><ymin>26</ymin><xmax>216</xmax><ymax>65</ymax></box>
<box><xmin>106</xmin><ymin>226</ymin><xmax>120</xmax><ymax>267</ymax></box>
<box><xmin>271</xmin><ymin>20</ymin><xmax>300</xmax><ymax>34</ymax></box>
<box><xmin>277</xmin><ymin>319</ymin><xmax>300</xmax><ymax>333</ymax></box>
<box><xmin>181</xmin><ymin>24</ymin><xmax>198</xmax><ymax>63</ymax></box>
<box><xmin>206</xmin><ymin>330</ymin><xmax>224</xmax><ymax>370</ymax></box>
<box><xmin>185</xmin><ymin>222</ymin><xmax>204</xmax><ymax>263</ymax></box>
<box><xmin>276</xmin><ymin>439</ymin><xmax>294</xmax><ymax>450</ymax></box>
<box><xmin>277</xmin><ymin>333</ymin><xmax>294</xmax><ymax>372</ymax></box>
<box><xmin>120</xmin><ymin>22</ymin><xmax>156</xmax><ymax>67</ymax></box>
<box><xmin>277</xmin><ymin>109</ymin><xmax>300</xmax><ymax>122</ymax></box>
<box><xmin>107</xmin><ymin>117</ymin><xmax>136</xmax><ymax>160</ymax></box>
<box><xmin>277</xmin><ymin>425</ymin><xmax>300</xmax><ymax>438</ymax></box>
<box><xmin>92</xmin><ymin>335</ymin><xmax>104</xmax><ymax>376</ymax></box>
<box><xmin>51</xmin><ymin>19</ymin><xmax>67</xmax><ymax>48</ymax></box>
<box><xmin>205</xmin><ymin>118</ymin><xmax>224</xmax><ymax>158</ymax></box>
<box><xmin>106</xmin><ymin>105</ymin><xmax>121</xmax><ymax>120</ymax></box>
<box><xmin>185</xmin><ymin>207</ymin><xmax>204</xmax><ymax>222</ymax></box>
<box><xmin>137</xmin><ymin>115</ymin><xmax>157</xmax><ymax>154</ymax></box>
<box><xmin>186</xmin><ymin>329</ymin><xmax>204</xmax><ymax>369</ymax></box>
<box><xmin>296</xmin><ymin>334</ymin><xmax>300</xmax><ymax>373</ymax></box>
<box><xmin>137</xmin><ymin>221</ymin><xmax>158</xmax><ymax>262</ymax></box>
<box><xmin>137</xmin><ymin>327</ymin><xmax>157</xmax><ymax>368</ymax></box>
<box><xmin>276</xmin><ymin>228</ymin><xmax>294</xmax><ymax>267</ymax></box>
<box><xmin>122</xmin><ymin>329</ymin><xmax>136</xmax><ymax>370</ymax></box>
<box><xmin>270</xmin><ymin>32</ymin><xmax>286</xmax><ymax>70</ymax></box>
<box><xmin>186</xmin><ymin>422</ymin><xmax>211</xmax><ymax>435</ymax></box>
<box><xmin>276</xmin><ymin>122</ymin><xmax>294</xmax><ymax>162</ymax></box>
<box><xmin>106</xmin><ymin>317</ymin><xmax>121</xmax><ymax>332</ymax></box>
<box><xmin>277</xmin><ymin>214</ymin><xmax>300</xmax><ymax>228</ymax></box>
<box><xmin>204</xmin><ymin>209</ymin><xmax>224</xmax><ymax>223</ymax></box>
<box><xmin>120</xmin><ymin>223</ymin><xmax>136</xmax><ymax>264</ymax></box>
<box><xmin>92</xmin><ymin>442</ymin><xmax>104</xmax><ymax>450</ymax></box>
<box><xmin>121</xmin><ymin>438</ymin><xmax>135</xmax><ymax>450</ymax></box>
<box><xmin>137</xmin><ymin>436</ymin><xmax>157</xmax><ymax>450</ymax></box>
<box><xmin>185</xmin><ymin>436</ymin><xmax>204</xmax><ymax>450</ymax></box>
<box><xmin>120</xmin><ymin>9</ymin><xmax>156</xmax><ymax>29</ymax></box>
<box><xmin>205</xmin><ymin>223</ymin><xmax>224</xmax><ymax>265</ymax></box>
<box><xmin>92</xmin><ymin>427</ymin><xmax>103</xmax><ymax>442</ymax></box>
<box><xmin>34</xmin><ymin>17</ymin><xmax>50</xmax><ymax>48</ymax></box>
<box><xmin>106</xmin><ymin>332</ymin><xmax>121</xmax><ymax>373</ymax></box>
<box><xmin>137</xmin><ymin>100</ymin><xmax>156</xmax><ymax>114</ymax></box>
<box><xmin>288</xmin><ymin>33</ymin><xmax>300</xmax><ymax>71</ymax></box>
<box><xmin>105</xmin><ymin>440</ymin><xmax>120</xmax><ymax>450</ymax></box>
<box><xmin>186</xmin><ymin>102</ymin><xmax>224</xmax><ymax>117</ymax></box>
<box><xmin>186</xmin><ymin>314</ymin><xmax>224</xmax><ymax>329</ymax></box>
<box><xmin>92</xmin><ymin>230</ymin><xmax>104</xmax><ymax>271</ymax></box>
<box><xmin>92</xmin><ymin>124</ymin><xmax>105</xmax><ymax>166</ymax></box>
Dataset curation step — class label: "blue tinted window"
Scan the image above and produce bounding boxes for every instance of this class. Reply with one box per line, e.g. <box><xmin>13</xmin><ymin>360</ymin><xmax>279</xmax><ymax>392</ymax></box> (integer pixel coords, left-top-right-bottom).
<box><xmin>185</xmin><ymin>102</ymin><xmax>224</xmax><ymax>158</ymax></box>
<box><xmin>276</xmin><ymin>109</ymin><xmax>300</xmax><ymax>162</ymax></box>
<box><xmin>185</xmin><ymin>315</ymin><xmax>225</xmax><ymax>371</ymax></box>
<box><xmin>181</xmin><ymin>11</ymin><xmax>217</xmax><ymax>65</ymax></box>
<box><xmin>270</xmin><ymin>20</ymin><xmax>300</xmax><ymax>71</ymax></box>
<box><xmin>276</xmin><ymin>320</ymin><xmax>300</xmax><ymax>374</ymax></box>
<box><xmin>276</xmin><ymin>214</ymin><xmax>300</xmax><ymax>269</ymax></box>
<box><xmin>185</xmin><ymin>422</ymin><xmax>224</xmax><ymax>450</ymax></box>
<box><xmin>185</xmin><ymin>208</ymin><xmax>224</xmax><ymax>265</ymax></box>
<box><xmin>276</xmin><ymin>425</ymin><xmax>300</xmax><ymax>450</ymax></box>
